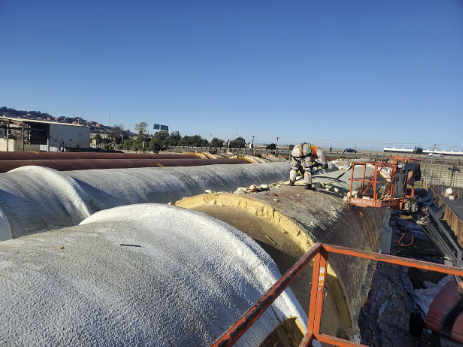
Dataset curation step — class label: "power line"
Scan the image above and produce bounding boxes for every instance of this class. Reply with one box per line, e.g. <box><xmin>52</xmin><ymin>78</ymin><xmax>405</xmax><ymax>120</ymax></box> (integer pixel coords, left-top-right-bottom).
<box><xmin>453</xmin><ymin>135</ymin><xmax>463</xmax><ymax>146</ymax></box>
<box><xmin>199</xmin><ymin>132</ymin><xmax>462</xmax><ymax>149</ymax></box>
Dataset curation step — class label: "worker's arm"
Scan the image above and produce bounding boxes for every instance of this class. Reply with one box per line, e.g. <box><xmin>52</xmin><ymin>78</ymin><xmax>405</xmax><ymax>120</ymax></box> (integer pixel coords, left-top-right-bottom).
<box><xmin>315</xmin><ymin>148</ymin><xmax>328</xmax><ymax>168</ymax></box>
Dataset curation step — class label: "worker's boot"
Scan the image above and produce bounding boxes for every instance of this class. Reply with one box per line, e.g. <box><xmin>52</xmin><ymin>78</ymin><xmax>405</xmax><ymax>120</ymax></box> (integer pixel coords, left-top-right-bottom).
<box><xmin>305</xmin><ymin>184</ymin><xmax>315</xmax><ymax>190</ymax></box>
<box><xmin>289</xmin><ymin>180</ymin><xmax>294</xmax><ymax>186</ymax></box>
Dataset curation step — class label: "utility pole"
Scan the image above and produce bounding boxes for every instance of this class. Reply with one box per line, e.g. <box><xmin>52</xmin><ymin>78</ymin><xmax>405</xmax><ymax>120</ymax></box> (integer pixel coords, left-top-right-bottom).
<box><xmin>449</xmin><ymin>166</ymin><xmax>460</xmax><ymax>188</ymax></box>
<box><xmin>276</xmin><ymin>136</ymin><xmax>279</xmax><ymax>147</ymax></box>
<box><xmin>108</xmin><ymin>111</ymin><xmax>111</xmax><ymax>144</ymax></box>
<box><xmin>430</xmin><ymin>143</ymin><xmax>436</xmax><ymax>186</ymax></box>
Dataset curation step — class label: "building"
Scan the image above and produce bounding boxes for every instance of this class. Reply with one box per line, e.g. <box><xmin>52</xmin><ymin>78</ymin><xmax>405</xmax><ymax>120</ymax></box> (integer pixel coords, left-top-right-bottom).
<box><xmin>0</xmin><ymin>116</ymin><xmax>90</xmax><ymax>152</ymax></box>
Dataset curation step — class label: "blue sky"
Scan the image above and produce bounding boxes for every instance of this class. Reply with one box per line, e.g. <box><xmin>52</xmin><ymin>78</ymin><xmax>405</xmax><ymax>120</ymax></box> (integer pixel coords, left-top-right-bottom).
<box><xmin>1</xmin><ymin>0</ymin><xmax>462</xmax><ymax>150</ymax></box>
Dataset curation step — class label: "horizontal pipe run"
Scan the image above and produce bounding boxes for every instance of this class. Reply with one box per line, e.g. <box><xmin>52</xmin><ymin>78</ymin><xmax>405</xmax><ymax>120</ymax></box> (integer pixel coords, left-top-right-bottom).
<box><xmin>0</xmin><ymin>158</ymin><xmax>251</xmax><ymax>173</ymax></box>
<box><xmin>0</xmin><ymin>152</ymin><xmax>201</xmax><ymax>160</ymax></box>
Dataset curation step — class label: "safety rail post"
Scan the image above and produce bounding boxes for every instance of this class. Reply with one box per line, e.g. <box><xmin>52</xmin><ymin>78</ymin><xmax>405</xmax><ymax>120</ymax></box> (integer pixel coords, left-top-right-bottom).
<box><xmin>299</xmin><ymin>248</ymin><xmax>329</xmax><ymax>347</ymax></box>
<box><xmin>372</xmin><ymin>164</ymin><xmax>379</xmax><ymax>202</ymax></box>
<box><xmin>299</xmin><ymin>252</ymin><xmax>321</xmax><ymax>346</ymax></box>
<box><xmin>362</xmin><ymin>163</ymin><xmax>366</xmax><ymax>190</ymax></box>
<box><xmin>312</xmin><ymin>247</ymin><xmax>328</xmax><ymax>337</ymax></box>
<box><xmin>373</xmin><ymin>164</ymin><xmax>380</xmax><ymax>201</ymax></box>
<box><xmin>349</xmin><ymin>164</ymin><xmax>355</xmax><ymax>201</ymax></box>
<box><xmin>388</xmin><ymin>165</ymin><xmax>395</xmax><ymax>200</ymax></box>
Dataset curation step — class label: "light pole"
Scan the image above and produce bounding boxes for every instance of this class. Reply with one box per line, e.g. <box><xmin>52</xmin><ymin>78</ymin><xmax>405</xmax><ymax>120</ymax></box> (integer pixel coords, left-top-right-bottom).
<box><xmin>120</xmin><ymin>121</ymin><xmax>130</xmax><ymax>143</ymax></box>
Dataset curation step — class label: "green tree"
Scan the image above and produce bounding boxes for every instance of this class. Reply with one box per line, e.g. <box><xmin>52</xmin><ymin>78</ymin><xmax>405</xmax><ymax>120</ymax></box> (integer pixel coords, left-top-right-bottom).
<box><xmin>266</xmin><ymin>143</ymin><xmax>276</xmax><ymax>150</ymax></box>
<box><xmin>152</xmin><ymin>131</ymin><xmax>169</xmax><ymax>146</ymax></box>
<box><xmin>179</xmin><ymin>135</ymin><xmax>208</xmax><ymax>147</ymax></box>
<box><xmin>148</xmin><ymin>140</ymin><xmax>162</xmax><ymax>153</ymax></box>
<box><xmin>109</xmin><ymin>123</ymin><xmax>124</xmax><ymax>141</ymax></box>
<box><xmin>94</xmin><ymin>134</ymin><xmax>102</xmax><ymax>145</ymax></box>
<box><xmin>178</xmin><ymin>135</ymin><xmax>193</xmax><ymax>146</ymax></box>
<box><xmin>134</xmin><ymin>121</ymin><xmax>148</xmax><ymax>134</ymax></box>
<box><xmin>210</xmin><ymin>137</ymin><xmax>224</xmax><ymax>148</ymax></box>
<box><xmin>230</xmin><ymin>137</ymin><xmax>246</xmax><ymax>148</ymax></box>
<box><xmin>166</xmin><ymin>131</ymin><xmax>181</xmax><ymax>147</ymax></box>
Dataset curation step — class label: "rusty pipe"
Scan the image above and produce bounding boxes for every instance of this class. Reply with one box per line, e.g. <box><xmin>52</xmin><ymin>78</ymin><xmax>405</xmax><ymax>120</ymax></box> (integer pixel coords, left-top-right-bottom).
<box><xmin>0</xmin><ymin>158</ymin><xmax>251</xmax><ymax>173</ymax></box>
<box><xmin>0</xmin><ymin>152</ymin><xmax>202</xmax><ymax>160</ymax></box>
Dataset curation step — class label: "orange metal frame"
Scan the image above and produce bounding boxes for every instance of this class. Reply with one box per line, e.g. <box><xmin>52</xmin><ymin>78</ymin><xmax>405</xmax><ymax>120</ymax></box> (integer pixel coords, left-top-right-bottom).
<box><xmin>348</xmin><ymin>157</ymin><xmax>419</xmax><ymax>210</ymax></box>
<box><xmin>387</xmin><ymin>155</ymin><xmax>421</xmax><ymax>164</ymax></box>
<box><xmin>348</xmin><ymin>161</ymin><xmax>400</xmax><ymax>209</ymax></box>
<box><xmin>387</xmin><ymin>156</ymin><xmax>420</xmax><ymax>165</ymax></box>
<box><xmin>211</xmin><ymin>242</ymin><xmax>463</xmax><ymax>347</ymax></box>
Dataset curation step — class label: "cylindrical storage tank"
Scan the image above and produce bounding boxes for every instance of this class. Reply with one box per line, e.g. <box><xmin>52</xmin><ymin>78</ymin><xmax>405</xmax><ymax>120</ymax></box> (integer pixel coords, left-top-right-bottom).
<box><xmin>0</xmin><ymin>158</ymin><xmax>251</xmax><ymax>173</ymax></box>
<box><xmin>0</xmin><ymin>163</ymin><xmax>290</xmax><ymax>240</ymax></box>
<box><xmin>0</xmin><ymin>204</ymin><xmax>306</xmax><ymax>347</ymax></box>
<box><xmin>173</xmin><ymin>188</ymin><xmax>388</xmax><ymax>340</ymax></box>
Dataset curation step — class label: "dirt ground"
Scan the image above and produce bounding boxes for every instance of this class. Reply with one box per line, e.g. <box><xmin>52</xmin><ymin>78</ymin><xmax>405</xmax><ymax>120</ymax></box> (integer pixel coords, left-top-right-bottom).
<box><xmin>358</xmin><ymin>211</ymin><xmax>447</xmax><ymax>347</ymax></box>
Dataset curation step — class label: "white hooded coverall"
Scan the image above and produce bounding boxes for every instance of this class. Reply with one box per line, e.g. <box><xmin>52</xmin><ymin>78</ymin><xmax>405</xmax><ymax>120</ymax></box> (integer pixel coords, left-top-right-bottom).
<box><xmin>290</xmin><ymin>143</ymin><xmax>327</xmax><ymax>184</ymax></box>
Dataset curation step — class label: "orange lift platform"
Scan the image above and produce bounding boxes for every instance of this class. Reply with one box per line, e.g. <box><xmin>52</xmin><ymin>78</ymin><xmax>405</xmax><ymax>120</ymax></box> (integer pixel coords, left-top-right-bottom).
<box><xmin>348</xmin><ymin>156</ymin><xmax>421</xmax><ymax>211</ymax></box>
<box><xmin>346</xmin><ymin>156</ymin><xmax>463</xmax><ymax>346</ymax></box>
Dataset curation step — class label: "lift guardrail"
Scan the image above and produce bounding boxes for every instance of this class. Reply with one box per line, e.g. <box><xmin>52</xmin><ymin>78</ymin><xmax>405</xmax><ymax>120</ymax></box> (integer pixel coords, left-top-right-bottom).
<box><xmin>211</xmin><ymin>242</ymin><xmax>463</xmax><ymax>347</ymax></box>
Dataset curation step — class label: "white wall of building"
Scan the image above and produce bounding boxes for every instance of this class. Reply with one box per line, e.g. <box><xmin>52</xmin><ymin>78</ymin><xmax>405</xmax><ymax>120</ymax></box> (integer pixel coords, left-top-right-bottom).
<box><xmin>0</xmin><ymin>139</ymin><xmax>40</xmax><ymax>152</ymax></box>
<box><xmin>49</xmin><ymin>123</ymin><xmax>90</xmax><ymax>149</ymax></box>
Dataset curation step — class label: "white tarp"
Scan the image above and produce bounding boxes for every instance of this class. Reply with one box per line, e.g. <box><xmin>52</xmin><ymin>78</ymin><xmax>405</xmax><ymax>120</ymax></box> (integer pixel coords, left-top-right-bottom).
<box><xmin>412</xmin><ymin>275</ymin><xmax>453</xmax><ymax>316</ymax></box>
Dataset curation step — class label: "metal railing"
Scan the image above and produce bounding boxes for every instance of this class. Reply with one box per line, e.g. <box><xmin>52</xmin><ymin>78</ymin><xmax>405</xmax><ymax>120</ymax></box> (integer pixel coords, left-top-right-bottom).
<box><xmin>211</xmin><ymin>242</ymin><xmax>463</xmax><ymax>347</ymax></box>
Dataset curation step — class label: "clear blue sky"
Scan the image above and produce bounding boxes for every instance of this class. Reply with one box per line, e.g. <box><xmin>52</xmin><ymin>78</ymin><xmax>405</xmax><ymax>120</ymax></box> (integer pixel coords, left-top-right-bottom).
<box><xmin>1</xmin><ymin>0</ymin><xmax>462</xmax><ymax>150</ymax></box>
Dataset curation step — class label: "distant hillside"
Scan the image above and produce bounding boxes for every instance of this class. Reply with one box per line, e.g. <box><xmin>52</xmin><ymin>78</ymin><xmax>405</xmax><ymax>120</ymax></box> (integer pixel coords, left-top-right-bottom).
<box><xmin>0</xmin><ymin>106</ymin><xmax>108</xmax><ymax>132</ymax></box>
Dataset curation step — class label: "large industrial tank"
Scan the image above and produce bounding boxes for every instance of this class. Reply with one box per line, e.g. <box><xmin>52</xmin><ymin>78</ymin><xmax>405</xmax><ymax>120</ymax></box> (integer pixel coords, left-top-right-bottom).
<box><xmin>174</xmin><ymin>188</ymin><xmax>388</xmax><ymax>340</ymax></box>
<box><xmin>0</xmin><ymin>204</ymin><xmax>306</xmax><ymax>347</ymax></box>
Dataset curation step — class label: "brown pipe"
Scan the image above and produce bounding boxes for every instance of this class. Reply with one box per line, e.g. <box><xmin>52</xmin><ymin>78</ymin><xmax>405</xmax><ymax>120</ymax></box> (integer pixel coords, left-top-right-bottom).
<box><xmin>0</xmin><ymin>158</ymin><xmax>251</xmax><ymax>173</ymax></box>
<box><xmin>0</xmin><ymin>152</ymin><xmax>201</xmax><ymax>161</ymax></box>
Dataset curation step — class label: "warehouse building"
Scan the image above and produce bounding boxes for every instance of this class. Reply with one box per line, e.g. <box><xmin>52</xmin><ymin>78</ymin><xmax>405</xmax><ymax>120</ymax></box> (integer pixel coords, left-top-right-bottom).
<box><xmin>0</xmin><ymin>116</ymin><xmax>90</xmax><ymax>152</ymax></box>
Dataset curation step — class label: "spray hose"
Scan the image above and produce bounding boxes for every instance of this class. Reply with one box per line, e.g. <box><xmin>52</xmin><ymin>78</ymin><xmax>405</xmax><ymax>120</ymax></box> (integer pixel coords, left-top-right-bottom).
<box><xmin>325</xmin><ymin>161</ymin><xmax>353</xmax><ymax>186</ymax></box>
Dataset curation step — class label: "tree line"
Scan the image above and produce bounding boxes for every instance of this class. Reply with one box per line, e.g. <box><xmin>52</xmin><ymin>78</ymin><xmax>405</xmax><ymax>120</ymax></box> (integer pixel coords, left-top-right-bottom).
<box><xmin>94</xmin><ymin>121</ymin><xmax>246</xmax><ymax>152</ymax></box>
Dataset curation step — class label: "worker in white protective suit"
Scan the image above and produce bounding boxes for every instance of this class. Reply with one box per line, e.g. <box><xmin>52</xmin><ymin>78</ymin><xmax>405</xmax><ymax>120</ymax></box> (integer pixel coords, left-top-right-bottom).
<box><xmin>290</xmin><ymin>143</ymin><xmax>328</xmax><ymax>190</ymax></box>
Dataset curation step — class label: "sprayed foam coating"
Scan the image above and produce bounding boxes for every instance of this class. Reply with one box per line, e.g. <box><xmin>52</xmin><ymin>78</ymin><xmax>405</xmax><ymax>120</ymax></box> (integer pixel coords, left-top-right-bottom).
<box><xmin>0</xmin><ymin>162</ymin><xmax>290</xmax><ymax>239</ymax></box>
<box><xmin>0</xmin><ymin>203</ymin><xmax>306</xmax><ymax>346</ymax></box>
<box><xmin>0</xmin><ymin>158</ymin><xmax>250</xmax><ymax>172</ymax></box>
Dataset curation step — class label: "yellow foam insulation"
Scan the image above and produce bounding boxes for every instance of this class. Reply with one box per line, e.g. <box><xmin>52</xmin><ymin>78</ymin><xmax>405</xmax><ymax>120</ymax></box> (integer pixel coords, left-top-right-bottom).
<box><xmin>200</xmin><ymin>152</ymin><xmax>216</xmax><ymax>159</ymax></box>
<box><xmin>185</xmin><ymin>152</ymin><xmax>206</xmax><ymax>159</ymax></box>
<box><xmin>174</xmin><ymin>193</ymin><xmax>353</xmax><ymax>333</ymax></box>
